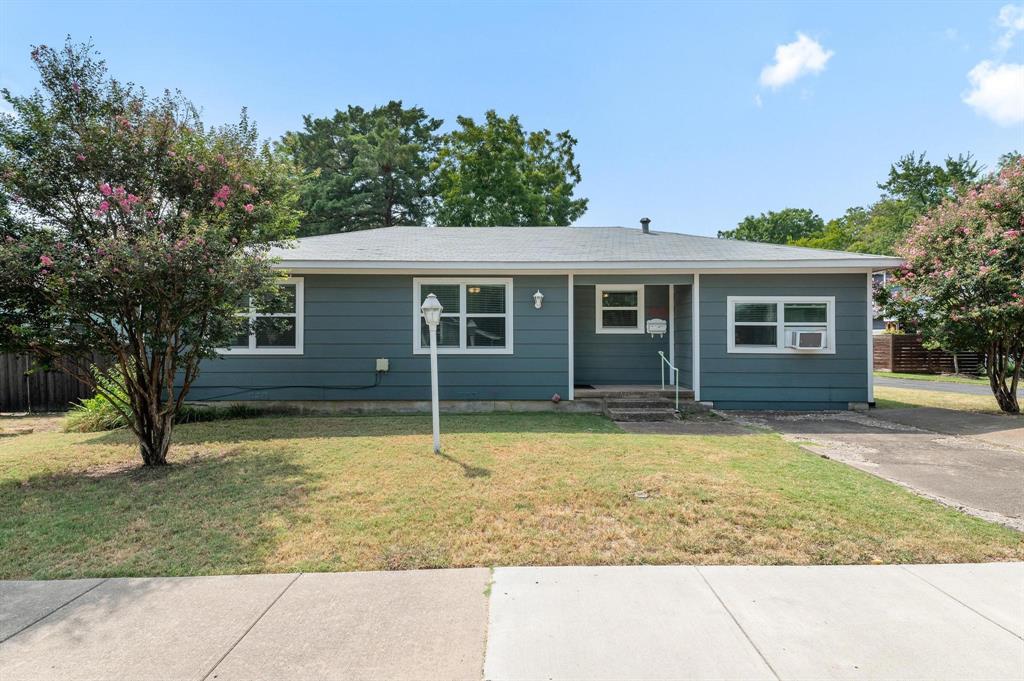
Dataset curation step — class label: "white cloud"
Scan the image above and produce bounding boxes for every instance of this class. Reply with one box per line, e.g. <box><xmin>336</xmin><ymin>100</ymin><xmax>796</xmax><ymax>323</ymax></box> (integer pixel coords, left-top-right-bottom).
<box><xmin>753</xmin><ymin>94</ymin><xmax>763</xmax><ymax>108</ymax></box>
<box><xmin>963</xmin><ymin>60</ymin><xmax>1024</xmax><ymax>125</ymax></box>
<box><xmin>996</xmin><ymin>4</ymin><xmax>1024</xmax><ymax>51</ymax></box>
<box><xmin>759</xmin><ymin>33</ymin><xmax>834</xmax><ymax>90</ymax></box>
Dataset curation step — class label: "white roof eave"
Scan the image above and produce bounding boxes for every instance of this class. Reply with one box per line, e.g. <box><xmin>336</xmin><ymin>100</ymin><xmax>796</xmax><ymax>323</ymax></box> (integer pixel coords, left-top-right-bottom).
<box><xmin>273</xmin><ymin>257</ymin><xmax>904</xmax><ymax>272</ymax></box>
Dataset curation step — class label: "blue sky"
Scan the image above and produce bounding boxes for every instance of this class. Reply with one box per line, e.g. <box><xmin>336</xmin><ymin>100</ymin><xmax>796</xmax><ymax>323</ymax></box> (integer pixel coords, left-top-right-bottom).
<box><xmin>2</xmin><ymin>1</ymin><xmax>1022</xmax><ymax>235</ymax></box>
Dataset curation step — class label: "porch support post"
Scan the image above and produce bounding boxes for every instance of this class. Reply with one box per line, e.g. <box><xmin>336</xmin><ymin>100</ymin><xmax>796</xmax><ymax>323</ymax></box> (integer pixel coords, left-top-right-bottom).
<box><xmin>692</xmin><ymin>273</ymin><xmax>700</xmax><ymax>402</ymax></box>
<box><xmin>866</xmin><ymin>271</ymin><xmax>874</xmax><ymax>404</ymax></box>
<box><xmin>567</xmin><ymin>273</ymin><xmax>574</xmax><ymax>400</ymax></box>
<box><xmin>668</xmin><ymin>284</ymin><xmax>675</xmax><ymax>385</ymax></box>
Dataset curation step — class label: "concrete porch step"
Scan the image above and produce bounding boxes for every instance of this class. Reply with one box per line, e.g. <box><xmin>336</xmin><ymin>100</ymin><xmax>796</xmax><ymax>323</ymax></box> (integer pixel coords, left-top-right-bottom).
<box><xmin>606</xmin><ymin>407</ymin><xmax>679</xmax><ymax>422</ymax></box>
<box><xmin>576</xmin><ymin>386</ymin><xmax>695</xmax><ymax>400</ymax></box>
<box><xmin>605</xmin><ymin>398</ymin><xmax>676</xmax><ymax>410</ymax></box>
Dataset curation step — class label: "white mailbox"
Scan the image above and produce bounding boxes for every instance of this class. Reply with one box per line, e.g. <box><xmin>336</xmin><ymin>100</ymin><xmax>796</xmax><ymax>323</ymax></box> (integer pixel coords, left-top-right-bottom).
<box><xmin>645</xmin><ymin>318</ymin><xmax>667</xmax><ymax>338</ymax></box>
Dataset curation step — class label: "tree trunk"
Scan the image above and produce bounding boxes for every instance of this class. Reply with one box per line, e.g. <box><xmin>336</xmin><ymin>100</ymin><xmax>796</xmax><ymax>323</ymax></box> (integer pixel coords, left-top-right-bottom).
<box><xmin>137</xmin><ymin>413</ymin><xmax>174</xmax><ymax>466</ymax></box>
<box><xmin>987</xmin><ymin>342</ymin><xmax>1021</xmax><ymax>414</ymax></box>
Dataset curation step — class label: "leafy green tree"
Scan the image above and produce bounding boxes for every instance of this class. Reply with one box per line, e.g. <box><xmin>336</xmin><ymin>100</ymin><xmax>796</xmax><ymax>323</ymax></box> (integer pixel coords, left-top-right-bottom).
<box><xmin>434</xmin><ymin>110</ymin><xmax>588</xmax><ymax>226</ymax></box>
<box><xmin>0</xmin><ymin>41</ymin><xmax>300</xmax><ymax>465</ymax></box>
<box><xmin>878</xmin><ymin>152</ymin><xmax>982</xmax><ymax>210</ymax></box>
<box><xmin>876</xmin><ymin>159</ymin><xmax>1024</xmax><ymax>413</ymax></box>
<box><xmin>789</xmin><ymin>152</ymin><xmax>986</xmax><ymax>256</ymax></box>
<box><xmin>790</xmin><ymin>206</ymin><xmax>870</xmax><ymax>251</ymax></box>
<box><xmin>282</xmin><ymin>101</ymin><xmax>442</xmax><ymax>236</ymax></box>
<box><xmin>718</xmin><ymin>208</ymin><xmax>825</xmax><ymax>244</ymax></box>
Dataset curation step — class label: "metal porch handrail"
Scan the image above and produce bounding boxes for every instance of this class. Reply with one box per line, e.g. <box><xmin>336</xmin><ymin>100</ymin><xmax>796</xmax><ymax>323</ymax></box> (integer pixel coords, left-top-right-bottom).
<box><xmin>657</xmin><ymin>351</ymin><xmax>680</xmax><ymax>412</ymax></box>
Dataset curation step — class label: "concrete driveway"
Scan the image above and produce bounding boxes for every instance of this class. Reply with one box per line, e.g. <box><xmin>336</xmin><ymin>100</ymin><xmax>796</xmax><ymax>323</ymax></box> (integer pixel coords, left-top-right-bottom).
<box><xmin>739</xmin><ymin>408</ymin><xmax>1024</xmax><ymax>530</ymax></box>
<box><xmin>2</xmin><ymin>564</ymin><xmax>1022</xmax><ymax>681</ymax></box>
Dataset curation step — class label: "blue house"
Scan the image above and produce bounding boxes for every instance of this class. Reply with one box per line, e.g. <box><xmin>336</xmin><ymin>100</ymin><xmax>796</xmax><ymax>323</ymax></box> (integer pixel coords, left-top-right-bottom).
<box><xmin>188</xmin><ymin>223</ymin><xmax>902</xmax><ymax>411</ymax></box>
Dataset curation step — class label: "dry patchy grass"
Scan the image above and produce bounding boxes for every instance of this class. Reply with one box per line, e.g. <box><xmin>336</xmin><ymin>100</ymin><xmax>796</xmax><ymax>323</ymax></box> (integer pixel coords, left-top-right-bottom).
<box><xmin>874</xmin><ymin>371</ymin><xmax>988</xmax><ymax>385</ymax></box>
<box><xmin>874</xmin><ymin>386</ymin><xmax>1020</xmax><ymax>415</ymax></box>
<box><xmin>1</xmin><ymin>412</ymin><xmax>1020</xmax><ymax>579</ymax></box>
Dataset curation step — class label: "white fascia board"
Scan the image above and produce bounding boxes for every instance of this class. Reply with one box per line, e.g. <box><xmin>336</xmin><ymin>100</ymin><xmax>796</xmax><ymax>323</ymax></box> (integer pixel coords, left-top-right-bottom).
<box><xmin>274</xmin><ymin>258</ymin><xmax>904</xmax><ymax>273</ymax></box>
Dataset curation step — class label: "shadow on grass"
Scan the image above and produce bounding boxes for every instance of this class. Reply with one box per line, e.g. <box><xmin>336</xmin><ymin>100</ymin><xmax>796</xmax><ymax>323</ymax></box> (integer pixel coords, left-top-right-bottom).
<box><xmin>436</xmin><ymin>451</ymin><xmax>491</xmax><ymax>478</ymax></box>
<box><xmin>0</xmin><ymin>449</ymin><xmax>319</xmax><ymax>580</ymax></box>
<box><xmin>82</xmin><ymin>411</ymin><xmax>622</xmax><ymax>447</ymax></box>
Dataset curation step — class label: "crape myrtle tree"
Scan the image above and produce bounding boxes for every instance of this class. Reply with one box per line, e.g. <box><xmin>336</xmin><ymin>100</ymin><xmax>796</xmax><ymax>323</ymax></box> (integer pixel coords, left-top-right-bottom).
<box><xmin>876</xmin><ymin>159</ymin><xmax>1024</xmax><ymax>413</ymax></box>
<box><xmin>0</xmin><ymin>41</ymin><xmax>301</xmax><ymax>465</ymax></box>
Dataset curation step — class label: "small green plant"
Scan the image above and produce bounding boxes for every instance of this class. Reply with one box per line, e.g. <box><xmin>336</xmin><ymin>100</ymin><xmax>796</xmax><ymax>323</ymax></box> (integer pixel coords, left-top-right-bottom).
<box><xmin>64</xmin><ymin>365</ymin><xmax>130</xmax><ymax>433</ymax></box>
<box><xmin>65</xmin><ymin>364</ymin><xmax>271</xmax><ymax>433</ymax></box>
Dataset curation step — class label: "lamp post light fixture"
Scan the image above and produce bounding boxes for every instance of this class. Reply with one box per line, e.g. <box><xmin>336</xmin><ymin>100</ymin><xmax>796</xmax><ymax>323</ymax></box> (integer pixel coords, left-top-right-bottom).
<box><xmin>420</xmin><ymin>293</ymin><xmax>443</xmax><ymax>454</ymax></box>
<box><xmin>533</xmin><ymin>290</ymin><xmax>544</xmax><ymax>309</ymax></box>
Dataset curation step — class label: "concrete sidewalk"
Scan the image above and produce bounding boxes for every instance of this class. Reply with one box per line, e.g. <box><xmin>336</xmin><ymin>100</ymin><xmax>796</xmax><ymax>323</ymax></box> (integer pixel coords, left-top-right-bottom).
<box><xmin>2</xmin><ymin>564</ymin><xmax>1022</xmax><ymax>681</ymax></box>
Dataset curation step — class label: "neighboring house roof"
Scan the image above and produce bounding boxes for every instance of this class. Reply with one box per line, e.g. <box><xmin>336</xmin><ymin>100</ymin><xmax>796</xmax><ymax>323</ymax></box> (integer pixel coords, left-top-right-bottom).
<box><xmin>271</xmin><ymin>226</ymin><xmax>903</xmax><ymax>271</ymax></box>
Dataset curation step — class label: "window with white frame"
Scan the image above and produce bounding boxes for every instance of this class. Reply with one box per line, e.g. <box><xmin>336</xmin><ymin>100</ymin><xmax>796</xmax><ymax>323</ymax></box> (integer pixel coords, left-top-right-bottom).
<box><xmin>727</xmin><ymin>296</ymin><xmax>835</xmax><ymax>354</ymax></box>
<box><xmin>595</xmin><ymin>284</ymin><xmax>644</xmax><ymax>334</ymax></box>
<box><xmin>413</xmin><ymin>278</ymin><xmax>513</xmax><ymax>354</ymax></box>
<box><xmin>222</xmin><ymin>277</ymin><xmax>304</xmax><ymax>355</ymax></box>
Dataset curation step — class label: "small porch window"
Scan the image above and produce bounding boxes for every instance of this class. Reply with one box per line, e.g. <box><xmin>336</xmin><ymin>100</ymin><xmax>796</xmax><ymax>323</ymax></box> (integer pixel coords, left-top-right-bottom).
<box><xmin>221</xmin><ymin>277</ymin><xmax>304</xmax><ymax>355</ymax></box>
<box><xmin>727</xmin><ymin>296</ymin><xmax>835</xmax><ymax>354</ymax></box>
<box><xmin>595</xmin><ymin>284</ymin><xmax>644</xmax><ymax>334</ymax></box>
<box><xmin>413</xmin><ymin>278</ymin><xmax>513</xmax><ymax>354</ymax></box>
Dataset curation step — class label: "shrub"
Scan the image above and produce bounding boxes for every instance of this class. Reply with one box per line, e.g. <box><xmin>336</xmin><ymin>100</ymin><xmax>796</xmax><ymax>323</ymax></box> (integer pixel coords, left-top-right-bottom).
<box><xmin>65</xmin><ymin>365</ymin><xmax>269</xmax><ymax>433</ymax></box>
<box><xmin>64</xmin><ymin>365</ymin><xmax>129</xmax><ymax>432</ymax></box>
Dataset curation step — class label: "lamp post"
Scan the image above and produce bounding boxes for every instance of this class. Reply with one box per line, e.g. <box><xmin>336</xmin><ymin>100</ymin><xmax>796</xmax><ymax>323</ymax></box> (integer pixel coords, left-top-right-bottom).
<box><xmin>420</xmin><ymin>293</ymin><xmax>443</xmax><ymax>453</ymax></box>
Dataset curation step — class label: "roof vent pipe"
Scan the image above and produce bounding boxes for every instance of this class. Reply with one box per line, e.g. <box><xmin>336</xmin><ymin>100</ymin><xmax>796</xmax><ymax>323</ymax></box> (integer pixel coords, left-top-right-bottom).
<box><xmin>640</xmin><ymin>217</ymin><xmax>651</xmax><ymax>234</ymax></box>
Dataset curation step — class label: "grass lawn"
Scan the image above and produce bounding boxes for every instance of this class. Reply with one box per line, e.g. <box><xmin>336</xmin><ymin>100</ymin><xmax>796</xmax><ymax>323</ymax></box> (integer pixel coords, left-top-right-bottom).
<box><xmin>874</xmin><ymin>371</ymin><xmax>988</xmax><ymax>385</ymax></box>
<box><xmin>874</xmin><ymin>385</ymin><xmax>1019</xmax><ymax>415</ymax></box>
<box><xmin>1</xmin><ymin>412</ymin><xmax>1021</xmax><ymax>579</ymax></box>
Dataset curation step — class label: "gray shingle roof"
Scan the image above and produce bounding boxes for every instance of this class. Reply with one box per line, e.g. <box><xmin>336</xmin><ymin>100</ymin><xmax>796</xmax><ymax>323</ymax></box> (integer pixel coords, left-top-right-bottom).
<box><xmin>271</xmin><ymin>226</ymin><xmax>902</xmax><ymax>270</ymax></box>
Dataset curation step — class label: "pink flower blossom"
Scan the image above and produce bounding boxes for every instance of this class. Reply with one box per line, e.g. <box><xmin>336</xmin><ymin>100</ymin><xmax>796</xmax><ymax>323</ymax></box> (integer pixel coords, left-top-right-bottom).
<box><xmin>76</xmin><ymin>154</ymin><xmax>86</xmax><ymax>161</ymax></box>
<box><xmin>244</xmin><ymin>203</ymin><xmax>254</xmax><ymax>213</ymax></box>
<box><xmin>168</xmin><ymin>150</ymin><xmax>176</xmax><ymax>158</ymax></box>
<box><xmin>1004</xmin><ymin>229</ymin><xmax>1020</xmax><ymax>239</ymax></box>
<box><xmin>94</xmin><ymin>201</ymin><xmax>110</xmax><ymax>216</ymax></box>
<box><xmin>979</xmin><ymin>265</ymin><xmax>991</xmax><ymax>275</ymax></box>
<box><xmin>39</xmin><ymin>255</ymin><xmax>54</xmax><ymax>267</ymax></box>
<box><xmin>197</xmin><ymin>164</ymin><xmax>206</xmax><ymax>172</ymax></box>
<box><xmin>99</xmin><ymin>183</ymin><xmax>112</xmax><ymax>196</ymax></box>
<box><xmin>988</xmin><ymin>248</ymin><xmax>1001</xmax><ymax>256</ymax></box>
<box><xmin>71</xmin><ymin>81</ymin><xmax>80</xmax><ymax>93</ymax></box>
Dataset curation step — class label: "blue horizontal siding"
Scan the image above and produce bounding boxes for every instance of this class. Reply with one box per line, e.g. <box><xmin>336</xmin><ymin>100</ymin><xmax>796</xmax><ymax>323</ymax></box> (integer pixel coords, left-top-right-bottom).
<box><xmin>573</xmin><ymin>284</ymin><xmax>670</xmax><ymax>385</ymax></box>
<box><xmin>674</xmin><ymin>285</ymin><xmax>693</xmax><ymax>388</ymax></box>
<box><xmin>700</xmin><ymin>273</ymin><xmax>869</xmax><ymax>410</ymax></box>
<box><xmin>187</xmin><ymin>274</ymin><xmax>569</xmax><ymax>401</ymax></box>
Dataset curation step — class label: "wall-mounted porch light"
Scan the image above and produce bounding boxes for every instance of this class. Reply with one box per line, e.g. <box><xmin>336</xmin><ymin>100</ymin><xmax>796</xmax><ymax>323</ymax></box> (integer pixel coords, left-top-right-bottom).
<box><xmin>533</xmin><ymin>290</ymin><xmax>544</xmax><ymax>309</ymax></box>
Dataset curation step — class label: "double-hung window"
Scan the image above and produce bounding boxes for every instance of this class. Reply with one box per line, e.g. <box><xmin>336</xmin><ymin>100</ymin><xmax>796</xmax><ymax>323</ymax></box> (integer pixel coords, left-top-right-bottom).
<box><xmin>595</xmin><ymin>284</ymin><xmax>644</xmax><ymax>334</ymax></box>
<box><xmin>727</xmin><ymin>296</ymin><xmax>835</xmax><ymax>354</ymax></box>
<box><xmin>413</xmin><ymin>278</ymin><xmax>513</xmax><ymax>354</ymax></box>
<box><xmin>221</xmin><ymin>277</ymin><xmax>304</xmax><ymax>355</ymax></box>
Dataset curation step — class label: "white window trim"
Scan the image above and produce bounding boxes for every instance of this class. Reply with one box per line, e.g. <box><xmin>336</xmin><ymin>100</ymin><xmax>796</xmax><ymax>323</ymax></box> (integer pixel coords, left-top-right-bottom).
<box><xmin>727</xmin><ymin>295</ymin><xmax>835</xmax><ymax>355</ymax></box>
<box><xmin>220</xmin><ymin>276</ymin><xmax>304</xmax><ymax>355</ymax></box>
<box><xmin>412</xmin><ymin>277</ymin><xmax>514</xmax><ymax>355</ymax></box>
<box><xmin>595</xmin><ymin>284</ymin><xmax>645</xmax><ymax>334</ymax></box>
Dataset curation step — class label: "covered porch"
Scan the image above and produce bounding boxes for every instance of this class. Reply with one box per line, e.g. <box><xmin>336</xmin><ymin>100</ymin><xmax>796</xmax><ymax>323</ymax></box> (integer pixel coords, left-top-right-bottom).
<box><xmin>569</xmin><ymin>275</ymin><xmax>697</xmax><ymax>400</ymax></box>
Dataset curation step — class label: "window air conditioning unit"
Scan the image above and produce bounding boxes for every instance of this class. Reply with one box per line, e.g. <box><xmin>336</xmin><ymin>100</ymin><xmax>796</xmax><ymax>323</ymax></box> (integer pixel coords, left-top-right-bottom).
<box><xmin>785</xmin><ymin>328</ymin><xmax>827</xmax><ymax>350</ymax></box>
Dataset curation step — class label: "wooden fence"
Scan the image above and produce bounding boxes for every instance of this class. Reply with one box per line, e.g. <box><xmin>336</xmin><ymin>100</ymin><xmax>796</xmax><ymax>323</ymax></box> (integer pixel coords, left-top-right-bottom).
<box><xmin>873</xmin><ymin>334</ymin><xmax>983</xmax><ymax>374</ymax></box>
<box><xmin>0</xmin><ymin>354</ymin><xmax>99</xmax><ymax>412</ymax></box>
